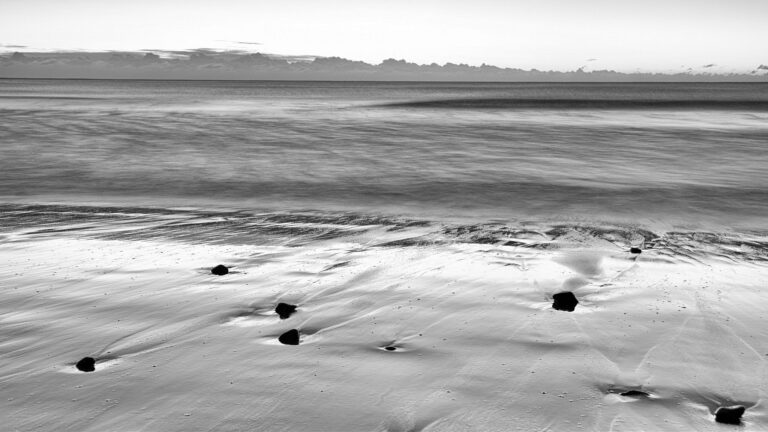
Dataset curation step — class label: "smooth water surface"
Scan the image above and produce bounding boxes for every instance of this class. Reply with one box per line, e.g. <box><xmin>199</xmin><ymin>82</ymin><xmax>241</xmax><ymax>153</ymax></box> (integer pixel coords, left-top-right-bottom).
<box><xmin>1</xmin><ymin>79</ymin><xmax>767</xmax><ymax>228</ymax></box>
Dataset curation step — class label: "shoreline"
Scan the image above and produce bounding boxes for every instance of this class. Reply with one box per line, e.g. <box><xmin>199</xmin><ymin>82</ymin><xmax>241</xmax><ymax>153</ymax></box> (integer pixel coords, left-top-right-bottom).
<box><xmin>3</xmin><ymin>197</ymin><xmax>768</xmax><ymax>235</ymax></box>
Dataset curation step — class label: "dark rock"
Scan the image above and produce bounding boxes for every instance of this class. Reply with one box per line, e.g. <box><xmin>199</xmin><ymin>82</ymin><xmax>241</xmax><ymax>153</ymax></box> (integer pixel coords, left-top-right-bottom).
<box><xmin>620</xmin><ymin>390</ymin><xmax>650</xmax><ymax>398</ymax></box>
<box><xmin>75</xmin><ymin>357</ymin><xmax>96</xmax><ymax>372</ymax></box>
<box><xmin>278</xmin><ymin>329</ymin><xmax>300</xmax><ymax>345</ymax></box>
<box><xmin>211</xmin><ymin>264</ymin><xmax>229</xmax><ymax>276</ymax></box>
<box><xmin>552</xmin><ymin>291</ymin><xmax>579</xmax><ymax>312</ymax></box>
<box><xmin>630</xmin><ymin>247</ymin><xmax>642</xmax><ymax>254</ymax></box>
<box><xmin>715</xmin><ymin>406</ymin><xmax>746</xmax><ymax>425</ymax></box>
<box><xmin>275</xmin><ymin>303</ymin><xmax>297</xmax><ymax>319</ymax></box>
<box><xmin>385</xmin><ymin>346</ymin><xmax>396</xmax><ymax>351</ymax></box>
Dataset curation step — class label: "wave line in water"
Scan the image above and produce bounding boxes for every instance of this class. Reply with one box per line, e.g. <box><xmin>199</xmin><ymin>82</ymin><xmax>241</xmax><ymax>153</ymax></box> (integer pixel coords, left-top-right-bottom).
<box><xmin>374</xmin><ymin>98</ymin><xmax>768</xmax><ymax>110</ymax></box>
<box><xmin>2</xmin><ymin>204</ymin><xmax>767</xmax><ymax>263</ymax></box>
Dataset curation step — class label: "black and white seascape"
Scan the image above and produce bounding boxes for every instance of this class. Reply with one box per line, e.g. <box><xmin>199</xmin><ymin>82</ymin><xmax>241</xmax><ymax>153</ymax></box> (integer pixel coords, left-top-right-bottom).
<box><xmin>1</xmin><ymin>2</ymin><xmax>768</xmax><ymax>431</ymax></box>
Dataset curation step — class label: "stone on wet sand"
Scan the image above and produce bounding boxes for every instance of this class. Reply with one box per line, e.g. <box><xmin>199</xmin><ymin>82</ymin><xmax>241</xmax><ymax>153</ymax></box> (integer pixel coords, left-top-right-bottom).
<box><xmin>275</xmin><ymin>303</ymin><xmax>297</xmax><ymax>319</ymax></box>
<box><xmin>715</xmin><ymin>406</ymin><xmax>746</xmax><ymax>425</ymax></box>
<box><xmin>552</xmin><ymin>291</ymin><xmax>579</xmax><ymax>312</ymax></box>
<box><xmin>278</xmin><ymin>329</ymin><xmax>300</xmax><ymax>345</ymax></box>
<box><xmin>211</xmin><ymin>264</ymin><xmax>229</xmax><ymax>276</ymax></box>
<box><xmin>76</xmin><ymin>357</ymin><xmax>96</xmax><ymax>372</ymax></box>
<box><xmin>620</xmin><ymin>390</ymin><xmax>650</xmax><ymax>398</ymax></box>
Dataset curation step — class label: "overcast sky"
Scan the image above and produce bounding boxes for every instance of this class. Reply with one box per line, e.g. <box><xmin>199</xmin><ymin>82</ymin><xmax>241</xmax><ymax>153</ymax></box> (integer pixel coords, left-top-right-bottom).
<box><xmin>1</xmin><ymin>0</ymin><xmax>766</xmax><ymax>72</ymax></box>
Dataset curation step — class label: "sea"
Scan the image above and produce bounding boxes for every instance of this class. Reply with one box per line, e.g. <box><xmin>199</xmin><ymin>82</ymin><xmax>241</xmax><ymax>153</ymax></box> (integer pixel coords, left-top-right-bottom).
<box><xmin>1</xmin><ymin>79</ymin><xmax>767</xmax><ymax>228</ymax></box>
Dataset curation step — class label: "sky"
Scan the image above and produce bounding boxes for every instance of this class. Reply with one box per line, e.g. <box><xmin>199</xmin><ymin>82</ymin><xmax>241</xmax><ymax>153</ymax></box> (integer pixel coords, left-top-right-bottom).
<box><xmin>1</xmin><ymin>0</ymin><xmax>767</xmax><ymax>72</ymax></box>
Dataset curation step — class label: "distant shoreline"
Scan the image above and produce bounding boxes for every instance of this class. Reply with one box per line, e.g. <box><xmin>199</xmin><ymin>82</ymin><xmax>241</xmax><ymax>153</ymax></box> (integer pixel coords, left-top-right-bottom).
<box><xmin>2</xmin><ymin>51</ymin><xmax>767</xmax><ymax>83</ymax></box>
<box><xmin>2</xmin><ymin>77</ymin><xmax>768</xmax><ymax>84</ymax></box>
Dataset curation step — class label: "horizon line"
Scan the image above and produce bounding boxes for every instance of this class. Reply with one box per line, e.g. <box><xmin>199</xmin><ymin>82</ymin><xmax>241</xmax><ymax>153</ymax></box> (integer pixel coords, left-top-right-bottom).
<box><xmin>3</xmin><ymin>77</ymin><xmax>768</xmax><ymax>84</ymax></box>
<box><xmin>2</xmin><ymin>49</ymin><xmax>767</xmax><ymax>81</ymax></box>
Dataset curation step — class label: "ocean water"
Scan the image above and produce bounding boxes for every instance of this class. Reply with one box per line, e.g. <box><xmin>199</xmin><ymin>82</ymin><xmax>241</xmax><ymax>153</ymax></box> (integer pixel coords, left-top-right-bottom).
<box><xmin>1</xmin><ymin>79</ymin><xmax>767</xmax><ymax>229</ymax></box>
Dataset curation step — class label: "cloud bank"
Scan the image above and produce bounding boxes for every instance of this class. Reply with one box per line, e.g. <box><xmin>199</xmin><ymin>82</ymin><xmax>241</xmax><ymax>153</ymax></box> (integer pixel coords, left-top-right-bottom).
<box><xmin>1</xmin><ymin>50</ymin><xmax>766</xmax><ymax>82</ymax></box>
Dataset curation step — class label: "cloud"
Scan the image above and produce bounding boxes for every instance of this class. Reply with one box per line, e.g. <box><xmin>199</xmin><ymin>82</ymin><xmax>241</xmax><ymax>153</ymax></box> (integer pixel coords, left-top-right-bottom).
<box><xmin>0</xmin><ymin>44</ymin><xmax>27</xmax><ymax>48</ymax></box>
<box><xmin>586</xmin><ymin>58</ymin><xmax>598</xmax><ymax>62</ymax></box>
<box><xmin>215</xmin><ymin>40</ymin><xmax>262</xmax><ymax>46</ymax></box>
<box><xmin>268</xmin><ymin>54</ymin><xmax>317</xmax><ymax>63</ymax></box>
<box><xmin>9</xmin><ymin>52</ymin><xmax>29</xmax><ymax>62</ymax></box>
<box><xmin>1</xmin><ymin>49</ymin><xmax>766</xmax><ymax>82</ymax></box>
<box><xmin>702</xmin><ymin>63</ymin><xmax>716</xmax><ymax>68</ymax></box>
<box><xmin>758</xmin><ymin>64</ymin><xmax>768</xmax><ymax>70</ymax></box>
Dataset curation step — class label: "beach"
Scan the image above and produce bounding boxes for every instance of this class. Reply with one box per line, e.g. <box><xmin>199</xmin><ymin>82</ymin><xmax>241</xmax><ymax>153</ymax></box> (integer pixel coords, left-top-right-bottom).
<box><xmin>2</xmin><ymin>205</ymin><xmax>768</xmax><ymax>430</ymax></box>
<box><xmin>2</xmin><ymin>80</ymin><xmax>768</xmax><ymax>430</ymax></box>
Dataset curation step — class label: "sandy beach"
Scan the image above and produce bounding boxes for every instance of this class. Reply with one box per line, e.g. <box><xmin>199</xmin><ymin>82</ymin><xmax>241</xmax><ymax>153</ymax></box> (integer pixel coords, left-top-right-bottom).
<box><xmin>2</xmin><ymin>206</ymin><xmax>767</xmax><ymax>431</ymax></box>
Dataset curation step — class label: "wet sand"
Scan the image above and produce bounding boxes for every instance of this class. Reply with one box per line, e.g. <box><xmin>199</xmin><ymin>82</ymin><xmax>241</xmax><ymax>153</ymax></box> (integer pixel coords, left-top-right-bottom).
<box><xmin>2</xmin><ymin>209</ymin><xmax>768</xmax><ymax>430</ymax></box>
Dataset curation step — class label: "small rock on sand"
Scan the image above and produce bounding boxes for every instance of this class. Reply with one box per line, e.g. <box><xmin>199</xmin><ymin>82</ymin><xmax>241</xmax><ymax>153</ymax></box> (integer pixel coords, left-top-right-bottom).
<box><xmin>630</xmin><ymin>247</ymin><xmax>642</xmax><ymax>254</ymax></box>
<box><xmin>552</xmin><ymin>291</ymin><xmax>579</xmax><ymax>312</ymax></box>
<box><xmin>211</xmin><ymin>265</ymin><xmax>229</xmax><ymax>276</ymax></box>
<box><xmin>75</xmin><ymin>357</ymin><xmax>96</xmax><ymax>372</ymax></box>
<box><xmin>620</xmin><ymin>390</ymin><xmax>650</xmax><ymax>398</ymax></box>
<box><xmin>275</xmin><ymin>303</ymin><xmax>297</xmax><ymax>319</ymax></box>
<box><xmin>715</xmin><ymin>406</ymin><xmax>746</xmax><ymax>425</ymax></box>
<box><xmin>278</xmin><ymin>329</ymin><xmax>300</xmax><ymax>345</ymax></box>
